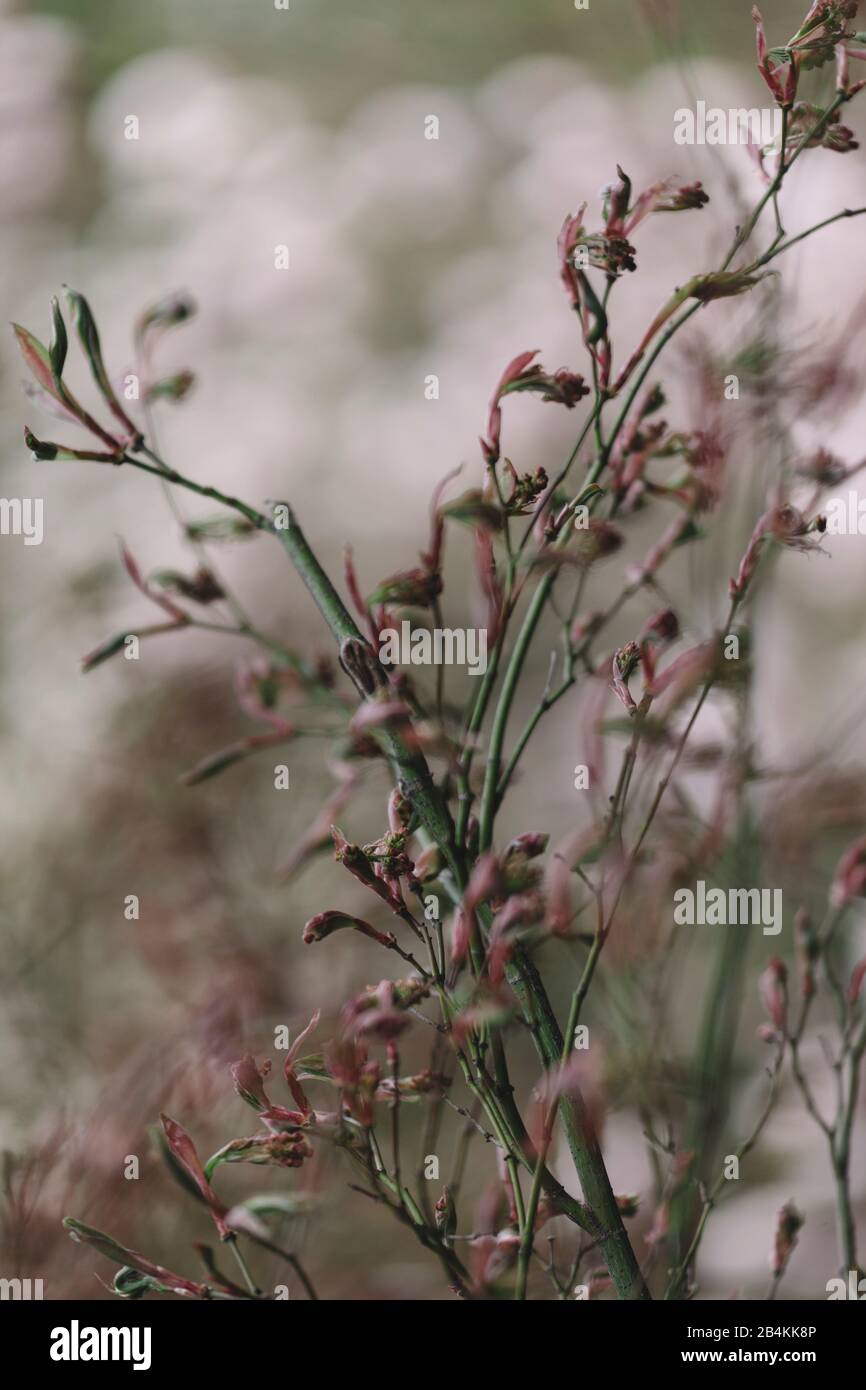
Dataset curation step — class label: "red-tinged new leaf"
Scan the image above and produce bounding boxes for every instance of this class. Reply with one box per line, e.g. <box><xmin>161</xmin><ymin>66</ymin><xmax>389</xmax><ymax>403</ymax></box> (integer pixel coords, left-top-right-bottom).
<box><xmin>759</xmin><ymin>958</ymin><xmax>788</xmax><ymax>1034</ymax></box>
<box><xmin>284</xmin><ymin>1011</ymin><xmax>321</xmax><ymax>1115</ymax></box>
<box><xmin>423</xmin><ymin>463</ymin><xmax>462</xmax><ymax>571</ymax></box>
<box><xmin>64</xmin><ymin>286</ymin><xmax>141</xmax><ymax>442</ymax></box>
<box><xmin>230</xmin><ymin>1054</ymin><xmax>272</xmax><ymax>1111</ymax></box>
<box><xmin>14</xmin><ymin>311</ymin><xmax>123</xmax><ymax>453</ymax></box>
<box><xmin>24</xmin><ymin>426</ymin><xmax>119</xmax><ymax>464</ymax></box>
<box><xmin>344</xmin><ymin>545</ymin><xmax>369</xmax><ymax>621</ymax></box>
<box><xmin>276</xmin><ymin>771</ymin><xmax>359</xmax><ymax>881</ymax></box>
<box><xmin>135</xmin><ymin>291</ymin><xmax>196</xmax><ymax>350</ymax></box>
<box><xmin>119</xmin><ymin>541</ymin><xmax>188</xmax><ymax>623</ymax></box>
<box><xmin>349</xmin><ymin>700</ymin><xmax>413</xmax><ymax>735</ymax></box>
<box><xmin>63</xmin><ymin>1217</ymin><xmax>204</xmax><ymax>1296</ymax></box>
<box><xmin>830</xmin><ymin>832</ymin><xmax>866</xmax><ymax>908</ymax></box>
<box><xmin>441</xmin><ymin>489</ymin><xmax>504</xmax><ymax>532</ymax></box>
<box><xmin>12</xmin><ymin>324</ymin><xmax>62</xmax><ymax>400</ymax></box>
<box><xmin>848</xmin><ymin>955</ymin><xmax>866</xmax><ymax>1004</ymax></box>
<box><xmin>285</xmin><ymin>1011</ymin><xmax>321</xmax><ymax>1070</ymax></box>
<box><xmin>81</xmin><ymin>632</ymin><xmax>134</xmax><ymax>672</ymax></box>
<box><xmin>160</xmin><ymin>1114</ymin><xmax>230</xmax><ymax>1239</ymax></box>
<box><xmin>449</xmin><ymin>904</ymin><xmax>472</xmax><ymax>967</ymax></box>
<box><xmin>22</xmin><ymin>378</ymin><xmax>82</xmax><ymax>427</ymax></box>
<box><xmin>179</xmin><ymin>730</ymin><xmax>293</xmax><ymax>786</ymax></box>
<box><xmin>235</xmin><ymin>664</ymin><xmax>294</xmax><ymax>734</ymax></box>
<box><xmin>303</xmin><ymin>910</ymin><xmax>394</xmax><ymax>947</ymax></box>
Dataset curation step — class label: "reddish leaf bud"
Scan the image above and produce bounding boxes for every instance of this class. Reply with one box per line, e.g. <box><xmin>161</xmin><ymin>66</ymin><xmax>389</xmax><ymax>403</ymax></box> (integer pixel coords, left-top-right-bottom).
<box><xmin>759</xmin><ymin>957</ymin><xmax>788</xmax><ymax>1035</ymax></box>
<box><xmin>302</xmin><ymin>910</ymin><xmax>395</xmax><ymax>948</ymax></box>
<box><xmin>770</xmin><ymin>1200</ymin><xmax>803</xmax><ymax>1278</ymax></box>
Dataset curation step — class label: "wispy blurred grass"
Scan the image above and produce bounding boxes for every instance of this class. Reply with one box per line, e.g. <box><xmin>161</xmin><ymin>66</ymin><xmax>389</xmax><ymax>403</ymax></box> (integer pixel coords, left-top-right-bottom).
<box><xmin>4</xmin><ymin>0</ymin><xmax>863</xmax><ymax>1300</ymax></box>
<box><xmin>31</xmin><ymin>0</ymin><xmax>811</xmax><ymax>104</ymax></box>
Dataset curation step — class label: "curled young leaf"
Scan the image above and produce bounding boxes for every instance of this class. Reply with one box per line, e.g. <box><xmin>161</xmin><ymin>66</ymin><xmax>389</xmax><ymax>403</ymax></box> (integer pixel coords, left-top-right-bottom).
<box><xmin>135</xmin><ymin>291</ymin><xmax>197</xmax><ymax>349</ymax></box>
<box><xmin>160</xmin><ymin>1114</ymin><xmax>230</xmax><ymax>1239</ymax></box>
<box><xmin>440</xmin><ymin>489</ymin><xmax>503</xmax><ymax>532</ymax></box>
<box><xmin>49</xmin><ymin>296</ymin><xmax>68</xmax><ymax>383</ymax></box>
<box><xmin>24</xmin><ymin>425</ymin><xmax>118</xmax><ymax>464</ymax></box>
<box><xmin>12</xmin><ymin>318</ymin><xmax>122</xmax><ymax>453</ymax></box>
<box><xmin>185</xmin><ymin>515</ymin><xmax>259</xmax><ymax>541</ymax></box>
<box><xmin>12</xmin><ymin>323</ymin><xmax>63</xmax><ymax>401</ymax></box>
<box><xmin>179</xmin><ymin>730</ymin><xmax>293</xmax><ymax>787</ymax></box>
<box><xmin>64</xmin><ymin>286</ymin><xmax>142</xmax><ymax>444</ymax></box>
<box><xmin>302</xmin><ymin>909</ymin><xmax>395</xmax><ymax>947</ymax></box>
<box><xmin>63</xmin><ymin>1217</ymin><xmax>204</xmax><ymax>1296</ymax></box>
<box><xmin>145</xmin><ymin>370</ymin><xmax>195</xmax><ymax>403</ymax></box>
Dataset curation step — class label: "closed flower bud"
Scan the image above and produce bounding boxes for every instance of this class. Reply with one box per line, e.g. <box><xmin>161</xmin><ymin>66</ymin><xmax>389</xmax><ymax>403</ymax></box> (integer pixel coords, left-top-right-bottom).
<box><xmin>435</xmin><ymin>1186</ymin><xmax>457</xmax><ymax>1244</ymax></box>
<box><xmin>64</xmin><ymin>287</ymin><xmax>142</xmax><ymax>446</ymax></box>
<box><xmin>787</xmin><ymin>100</ymin><xmax>860</xmax><ymax>151</ymax></box>
<box><xmin>616</xmin><ymin>1193</ymin><xmax>641</xmax><ymax>1217</ymax></box>
<box><xmin>366</xmin><ymin>567</ymin><xmax>443</xmax><ymax>609</ymax></box>
<box><xmin>230</xmin><ymin>1054</ymin><xmax>272</xmax><ymax>1112</ymax></box>
<box><xmin>538</xmin><ymin>369</ymin><xmax>590</xmax><ymax>408</ymax></box>
<box><xmin>795</xmin><ymin>907</ymin><xmax>818</xmax><ymax>999</ymax></box>
<box><xmin>440</xmin><ymin>489</ymin><xmax>504</xmax><ymax>532</ymax></box>
<box><xmin>753</xmin><ymin>6</ymin><xmax>799</xmax><ymax>105</ymax></box>
<box><xmin>411</xmin><ymin>842</ymin><xmax>441</xmax><ymax>883</ymax></box>
<box><xmin>503</xmin><ymin>832</ymin><xmax>549</xmax><ymax>862</ymax></box>
<box><xmin>502</xmin><ymin>461</ymin><xmax>548</xmax><ymax>515</ymax></box>
<box><xmin>640</xmin><ymin>607</ymin><xmax>680</xmax><ymax>645</ymax></box>
<box><xmin>135</xmin><ymin>291</ymin><xmax>196</xmax><ymax>345</ymax></box>
<box><xmin>656</xmin><ymin>181</ymin><xmax>710</xmax><ymax>212</ymax></box>
<box><xmin>687</xmin><ymin>268</ymin><xmax>774</xmax><ymax>304</ymax></box>
<box><xmin>848</xmin><ymin>955</ymin><xmax>866</xmax><ymax>1003</ymax></box>
<box><xmin>602</xmin><ymin>164</ymin><xmax>632</xmax><ymax>234</ymax></box>
<box><xmin>569</xmin><ymin>519</ymin><xmax>624</xmax><ymax>568</ymax></box>
<box><xmin>770</xmin><ymin>1200</ymin><xmax>803</xmax><ymax>1278</ymax></box>
<box><xmin>611</xmin><ymin>640</ymin><xmax>641</xmax><ymax>713</ymax></box>
<box><xmin>830</xmin><ymin>831</ymin><xmax>866</xmax><ymax>907</ymax></box>
<box><xmin>145</xmin><ymin>369</ymin><xmax>195</xmax><ymax>403</ymax></box>
<box><xmin>387</xmin><ymin>786</ymin><xmax>412</xmax><ymax>833</ymax></box>
<box><xmin>639</xmin><ymin>607</ymin><xmax>680</xmax><ymax>681</ymax></box>
<box><xmin>730</xmin><ymin>503</ymin><xmax>825</xmax><ymax>599</ymax></box>
<box><xmin>797</xmin><ymin>447</ymin><xmax>847</xmax><ymax>484</ymax></box>
<box><xmin>577</xmin><ymin>231</ymin><xmax>637</xmax><ymax>276</ymax></box>
<box><xmin>331</xmin><ymin>826</ymin><xmax>405</xmax><ymax>913</ymax></box>
<box><xmin>48</xmin><ymin>295</ymin><xmax>67</xmax><ymax>382</ymax></box>
<box><xmin>759</xmin><ymin>957</ymin><xmax>788</xmax><ymax>1035</ymax></box>
<box><xmin>302</xmin><ymin>910</ymin><xmax>395</xmax><ymax>948</ymax></box>
<box><xmin>151</xmin><ymin>566</ymin><xmax>225</xmax><ymax>604</ymax></box>
<box><xmin>24</xmin><ymin>426</ymin><xmax>119</xmax><ymax>464</ymax></box>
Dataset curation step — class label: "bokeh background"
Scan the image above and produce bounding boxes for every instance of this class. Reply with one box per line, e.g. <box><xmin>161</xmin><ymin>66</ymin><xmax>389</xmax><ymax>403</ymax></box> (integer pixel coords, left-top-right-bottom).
<box><xmin>1</xmin><ymin>0</ymin><xmax>865</xmax><ymax>1299</ymax></box>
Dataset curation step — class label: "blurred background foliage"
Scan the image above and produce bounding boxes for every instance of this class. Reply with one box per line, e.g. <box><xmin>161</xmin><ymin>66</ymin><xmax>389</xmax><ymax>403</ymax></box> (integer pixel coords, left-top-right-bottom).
<box><xmin>1</xmin><ymin>0</ymin><xmax>864</xmax><ymax>1299</ymax></box>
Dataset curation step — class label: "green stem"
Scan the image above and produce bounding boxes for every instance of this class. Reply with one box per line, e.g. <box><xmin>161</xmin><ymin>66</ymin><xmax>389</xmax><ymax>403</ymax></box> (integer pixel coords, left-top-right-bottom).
<box><xmin>124</xmin><ymin>452</ymin><xmax>266</xmax><ymax>528</ymax></box>
<box><xmin>478</xmin><ymin>573</ymin><xmax>555</xmax><ymax>852</ymax></box>
<box><xmin>515</xmin><ymin>1124</ymin><xmax>551</xmax><ymax>1300</ymax></box>
<box><xmin>505</xmin><ymin>947</ymin><xmax>650</xmax><ymax>1299</ymax></box>
<box><xmin>754</xmin><ymin>205</ymin><xmax>866</xmax><ymax>267</ymax></box>
<box><xmin>124</xmin><ymin>450</ymin><xmax>462</xmax><ymax>881</ymax></box>
<box><xmin>224</xmin><ymin>1235</ymin><xmax>260</xmax><ymax>1297</ymax></box>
